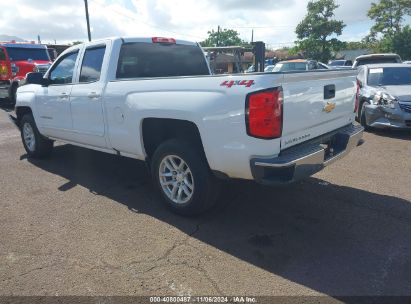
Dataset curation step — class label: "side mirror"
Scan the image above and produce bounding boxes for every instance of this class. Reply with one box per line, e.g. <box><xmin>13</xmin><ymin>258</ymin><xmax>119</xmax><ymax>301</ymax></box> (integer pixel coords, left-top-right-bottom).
<box><xmin>26</xmin><ymin>72</ymin><xmax>49</xmax><ymax>86</ymax></box>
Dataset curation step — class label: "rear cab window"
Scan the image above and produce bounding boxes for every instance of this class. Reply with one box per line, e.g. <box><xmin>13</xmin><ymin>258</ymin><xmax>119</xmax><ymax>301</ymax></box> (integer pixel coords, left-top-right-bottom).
<box><xmin>116</xmin><ymin>42</ymin><xmax>210</xmax><ymax>79</ymax></box>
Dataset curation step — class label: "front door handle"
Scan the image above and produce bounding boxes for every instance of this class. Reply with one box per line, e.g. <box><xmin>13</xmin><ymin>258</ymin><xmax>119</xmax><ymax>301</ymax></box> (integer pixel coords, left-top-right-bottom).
<box><xmin>88</xmin><ymin>92</ymin><xmax>101</xmax><ymax>99</ymax></box>
<box><xmin>59</xmin><ymin>92</ymin><xmax>69</xmax><ymax>99</ymax></box>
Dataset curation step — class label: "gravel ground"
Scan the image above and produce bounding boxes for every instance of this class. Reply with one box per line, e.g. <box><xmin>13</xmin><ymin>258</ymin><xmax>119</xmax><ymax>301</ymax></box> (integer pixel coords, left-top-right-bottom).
<box><xmin>0</xmin><ymin>103</ymin><xmax>410</xmax><ymax>298</ymax></box>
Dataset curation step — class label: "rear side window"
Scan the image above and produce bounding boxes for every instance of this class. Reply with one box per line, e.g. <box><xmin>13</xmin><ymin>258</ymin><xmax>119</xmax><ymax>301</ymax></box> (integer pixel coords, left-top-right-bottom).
<box><xmin>116</xmin><ymin>42</ymin><xmax>210</xmax><ymax>78</ymax></box>
<box><xmin>80</xmin><ymin>46</ymin><xmax>106</xmax><ymax>83</ymax></box>
<box><xmin>0</xmin><ymin>48</ymin><xmax>6</xmax><ymax>61</ymax></box>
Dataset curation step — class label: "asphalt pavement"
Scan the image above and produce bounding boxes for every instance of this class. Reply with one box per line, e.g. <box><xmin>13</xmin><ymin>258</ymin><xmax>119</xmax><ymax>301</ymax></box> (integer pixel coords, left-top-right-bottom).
<box><xmin>0</xmin><ymin>103</ymin><xmax>410</xmax><ymax>299</ymax></box>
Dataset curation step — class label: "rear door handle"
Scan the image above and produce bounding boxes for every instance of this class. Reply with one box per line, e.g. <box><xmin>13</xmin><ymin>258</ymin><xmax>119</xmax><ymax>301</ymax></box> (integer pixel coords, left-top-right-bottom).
<box><xmin>88</xmin><ymin>92</ymin><xmax>101</xmax><ymax>99</ymax></box>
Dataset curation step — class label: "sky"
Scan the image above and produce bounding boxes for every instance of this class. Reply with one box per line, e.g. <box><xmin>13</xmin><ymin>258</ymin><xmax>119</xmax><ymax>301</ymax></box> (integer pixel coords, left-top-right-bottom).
<box><xmin>0</xmin><ymin>0</ymin><xmax>383</xmax><ymax>49</ymax></box>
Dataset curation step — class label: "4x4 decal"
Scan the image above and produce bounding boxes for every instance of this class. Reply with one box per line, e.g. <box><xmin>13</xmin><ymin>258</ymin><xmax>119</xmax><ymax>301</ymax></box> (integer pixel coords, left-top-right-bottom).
<box><xmin>220</xmin><ymin>80</ymin><xmax>255</xmax><ymax>88</ymax></box>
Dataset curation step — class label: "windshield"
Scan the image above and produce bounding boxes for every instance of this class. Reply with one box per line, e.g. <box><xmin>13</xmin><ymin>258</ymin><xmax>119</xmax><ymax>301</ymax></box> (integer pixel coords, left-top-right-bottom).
<box><xmin>357</xmin><ymin>57</ymin><xmax>400</xmax><ymax>67</ymax></box>
<box><xmin>264</xmin><ymin>65</ymin><xmax>275</xmax><ymax>72</ymax></box>
<box><xmin>329</xmin><ymin>60</ymin><xmax>345</xmax><ymax>66</ymax></box>
<box><xmin>5</xmin><ymin>47</ymin><xmax>50</xmax><ymax>61</ymax></box>
<box><xmin>368</xmin><ymin>67</ymin><xmax>411</xmax><ymax>86</ymax></box>
<box><xmin>273</xmin><ymin>62</ymin><xmax>307</xmax><ymax>72</ymax></box>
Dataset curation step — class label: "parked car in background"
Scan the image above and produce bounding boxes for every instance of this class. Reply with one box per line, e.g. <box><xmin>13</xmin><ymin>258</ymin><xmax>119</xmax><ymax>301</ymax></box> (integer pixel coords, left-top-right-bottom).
<box><xmin>403</xmin><ymin>61</ymin><xmax>411</xmax><ymax>64</ymax></box>
<box><xmin>272</xmin><ymin>59</ymin><xmax>321</xmax><ymax>72</ymax></box>
<box><xmin>0</xmin><ymin>41</ymin><xmax>51</xmax><ymax>104</ymax></box>
<box><xmin>356</xmin><ymin>63</ymin><xmax>411</xmax><ymax>129</ymax></box>
<box><xmin>12</xmin><ymin>37</ymin><xmax>363</xmax><ymax>215</ymax></box>
<box><xmin>245</xmin><ymin>65</ymin><xmax>255</xmax><ymax>73</ymax></box>
<box><xmin>352</xmin><ymin>53</ymin><xmax>401</xmax><ymax>69</ymax></box>
<box><xmin>264</xmin><ymin>65</ymin><xmax>275</xmax><ymax>72</ymax></box>
<box><xmin>328</xmin><ymin>60</ymin><xmax>353</xmax><ymax>69</ymax></box>
<box><xmin>318</xmin><ymin>62</ymin><xmax>330</xmax><ymax>70</ymax></box>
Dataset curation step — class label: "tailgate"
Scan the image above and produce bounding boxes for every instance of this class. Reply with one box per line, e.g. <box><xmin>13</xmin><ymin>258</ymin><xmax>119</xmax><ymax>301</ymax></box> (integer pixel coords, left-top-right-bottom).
<box><xmin>280</xmin><ymin>70</ymin><xmax>357</xmax><ymax>150</ymax></box>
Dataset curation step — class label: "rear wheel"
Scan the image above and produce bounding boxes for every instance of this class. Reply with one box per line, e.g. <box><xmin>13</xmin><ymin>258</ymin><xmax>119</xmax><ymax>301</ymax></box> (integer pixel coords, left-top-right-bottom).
<box><xmin>151</xmin><ymin>139</ymin><xmax>220</xmax><ymax>216</ymax></box>
<box><xmin>20</xmin><ymin>114</ymin><xmax>53</xmax><ymax>158</ymax></box>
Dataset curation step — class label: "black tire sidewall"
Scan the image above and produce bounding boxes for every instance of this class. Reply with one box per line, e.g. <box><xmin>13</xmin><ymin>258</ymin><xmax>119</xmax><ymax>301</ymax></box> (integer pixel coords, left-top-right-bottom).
<box><xmin>151</xmin><ymin>139</ymin><xmax>218</xmax><ymax>215</ymax></box>
<box><xmin>20</xmin><ymin>114</ymin><xmax>52</xmax><ymax>158</ymax></box>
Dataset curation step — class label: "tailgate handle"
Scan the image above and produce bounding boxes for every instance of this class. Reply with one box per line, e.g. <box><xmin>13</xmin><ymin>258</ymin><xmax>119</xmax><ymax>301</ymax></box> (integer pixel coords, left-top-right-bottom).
<box><xmin>324</xmin><ymin>85</ymin><xmax>335</xmax><ymax>99</ymax></box>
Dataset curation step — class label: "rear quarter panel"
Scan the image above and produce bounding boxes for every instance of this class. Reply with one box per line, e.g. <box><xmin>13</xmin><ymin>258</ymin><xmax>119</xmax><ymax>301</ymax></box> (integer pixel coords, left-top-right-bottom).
<box><xmin>104</xmin><ymin>74</ymin><xmax>284</xmax><ymax>179</ymax></box>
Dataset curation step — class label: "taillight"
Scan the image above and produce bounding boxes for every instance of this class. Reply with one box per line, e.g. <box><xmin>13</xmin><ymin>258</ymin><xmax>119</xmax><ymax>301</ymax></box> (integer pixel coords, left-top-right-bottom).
<box><xmin>152</xmin><ymin>37</ymin><xmax>176</xmax><ymax>44</ymax></box>
<box><xmin>246</xmin><ymin>88</ymin><xmax>283</xmax><ymax>139</ymax></box>
<box><xmin>354</xmin><ymin>80</ymin><xmax>360</xmax><ymax>113</ymax></box>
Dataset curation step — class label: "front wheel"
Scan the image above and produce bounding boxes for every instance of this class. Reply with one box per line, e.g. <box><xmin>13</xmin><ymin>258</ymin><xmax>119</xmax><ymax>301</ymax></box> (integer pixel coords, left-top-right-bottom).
<box><xmin>151</xmin><ymin>139</ymin><xmax>220</xmax><ymax>216</ymax></box>
<box><xmin>20</xmin><ymin>114</ymin><xmax>53</xmax><ymax>158</ymax></box>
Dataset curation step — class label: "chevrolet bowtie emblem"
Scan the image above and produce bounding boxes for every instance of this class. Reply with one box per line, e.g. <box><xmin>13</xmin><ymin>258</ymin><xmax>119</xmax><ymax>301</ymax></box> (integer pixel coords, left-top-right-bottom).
<box><xmin>323</xmin><ymin>102</ymin><xmax>336</xmax><ymax>113</ymax></box>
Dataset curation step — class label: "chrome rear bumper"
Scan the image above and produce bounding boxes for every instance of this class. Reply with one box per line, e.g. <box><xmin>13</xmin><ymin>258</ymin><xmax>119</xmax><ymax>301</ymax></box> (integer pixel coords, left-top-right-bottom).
<box><xmin>250</xmin><ymin>124</ymin><xmax>364</xmax><ymax>185</ymax></box>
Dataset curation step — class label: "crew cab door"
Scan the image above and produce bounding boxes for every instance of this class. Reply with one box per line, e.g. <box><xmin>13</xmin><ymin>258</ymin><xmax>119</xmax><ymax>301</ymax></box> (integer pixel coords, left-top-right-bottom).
<box><xmin>69</xmin><ymin>44</ymin><xmax>107</xmax><ymax>148</ymax></box>
<box><xmin>36</xmin><ymin>50</ymin><xmax>80</xmax><ymax>138</ymax></box>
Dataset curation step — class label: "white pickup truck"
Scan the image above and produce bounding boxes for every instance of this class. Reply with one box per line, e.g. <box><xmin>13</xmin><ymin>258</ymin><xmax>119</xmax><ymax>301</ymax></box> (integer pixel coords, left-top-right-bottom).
<box><xmin>12</xmin><ymin>37</ymin><xmax>363</xmax><ymax>215</ymax></box>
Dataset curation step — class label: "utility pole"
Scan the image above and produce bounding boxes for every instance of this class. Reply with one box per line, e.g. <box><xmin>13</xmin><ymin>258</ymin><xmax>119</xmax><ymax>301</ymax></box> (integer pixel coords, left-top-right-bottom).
<box><xmin>84</xmin><ymin>0</ymin><xmax>92</xmax><ymax>41</ymax></box>
<box><xmin>251</xmin><ymin>29</ymin><xmax>254</xmax><ymax>43</ymax></box>
<box><xmin>216</xmin><ymin>25</ymin><xmax>220</xmax><ymax>47</ymax></box>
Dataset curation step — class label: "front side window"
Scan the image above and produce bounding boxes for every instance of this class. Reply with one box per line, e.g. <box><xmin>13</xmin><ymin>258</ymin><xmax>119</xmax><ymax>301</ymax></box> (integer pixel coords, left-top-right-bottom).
<box><xmin>79</xmin><ymin>46</ymin><xmax>106</xmax><ymax>83</ymax></box>
<box><xmin>49</xmin><ymin>51</ymin><xmax>79</xmax><ymax>85</ymax></box>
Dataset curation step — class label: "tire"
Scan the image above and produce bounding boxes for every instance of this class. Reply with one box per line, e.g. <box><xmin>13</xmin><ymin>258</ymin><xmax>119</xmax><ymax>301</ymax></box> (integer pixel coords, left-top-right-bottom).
<box><xmin>151</xmin><ymin>138</ymin><xmax>220</xmax><ymax>216</ymax></box>
<box><xmin>10</xmin><ymin>84</ymin><xmax>17</xmax><ymax>105</ymax></box>
<box><xmin>20</xmin><ymin>114</ymin><xmax>53</xmax><ymax>158</ymax></box>
<box><xmin>360</xmin><ymin>101</ymin><xmax>371</xmax><ymax>130</ymax></box>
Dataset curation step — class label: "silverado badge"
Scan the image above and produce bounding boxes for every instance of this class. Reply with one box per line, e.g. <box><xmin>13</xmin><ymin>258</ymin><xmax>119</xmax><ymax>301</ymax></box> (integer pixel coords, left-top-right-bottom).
<box><xmin>323</xmin><ymin>102</ymin><xmax>336</xmax><ymax>113</ymax></box>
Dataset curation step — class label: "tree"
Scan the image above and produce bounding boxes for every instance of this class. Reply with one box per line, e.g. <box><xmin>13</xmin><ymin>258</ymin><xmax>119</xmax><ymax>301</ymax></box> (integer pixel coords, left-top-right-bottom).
<box><xmin>368</xmin><ymin>0</ymin><xmax>411</xmax><ymax>39</ymax></box>
<box><xmin>392</xmin><ymin>26</ymin><xmax>411</xmax><ymax>59</ymax></box>
<box><xmin>200</xmin><ymin>28</ymin><xmax>246</xmax><ymax>47</ymax></box>
<box><xmin>295</xmin><ymin>0</ymin><xmax>345</xmax><ymax>62</ymax></box>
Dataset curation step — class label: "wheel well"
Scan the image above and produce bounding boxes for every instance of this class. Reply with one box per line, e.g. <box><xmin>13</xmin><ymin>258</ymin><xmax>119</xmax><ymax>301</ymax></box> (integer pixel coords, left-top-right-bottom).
<box><xmin>10</xmin><ymin>81</ymin><xmax>18</xmax><ymax>94</ymax></box>
<box><xmin>15</xmin><ymin>106</ymin><xmax>33</xmax><ymax>126</ymax></box>
<box><xmin>142</xmin><ymin>118</ymin><xmax>205</xmax><ymax>160</ymax></box>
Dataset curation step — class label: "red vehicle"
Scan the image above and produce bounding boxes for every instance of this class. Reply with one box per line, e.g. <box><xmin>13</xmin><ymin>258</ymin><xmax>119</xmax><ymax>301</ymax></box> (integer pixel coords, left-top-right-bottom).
<box><xmin>0</xmin><ymin>41</ymin><xmax>51</xmax><ymax>104</ymax></box>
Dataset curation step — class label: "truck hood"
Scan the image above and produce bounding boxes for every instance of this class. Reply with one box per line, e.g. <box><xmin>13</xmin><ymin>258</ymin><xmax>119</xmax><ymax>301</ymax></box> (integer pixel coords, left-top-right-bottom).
<box><xmin>379</xmin><ymin>85</ymin><xmax>411</xmax><ymax>102</ymax></box>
